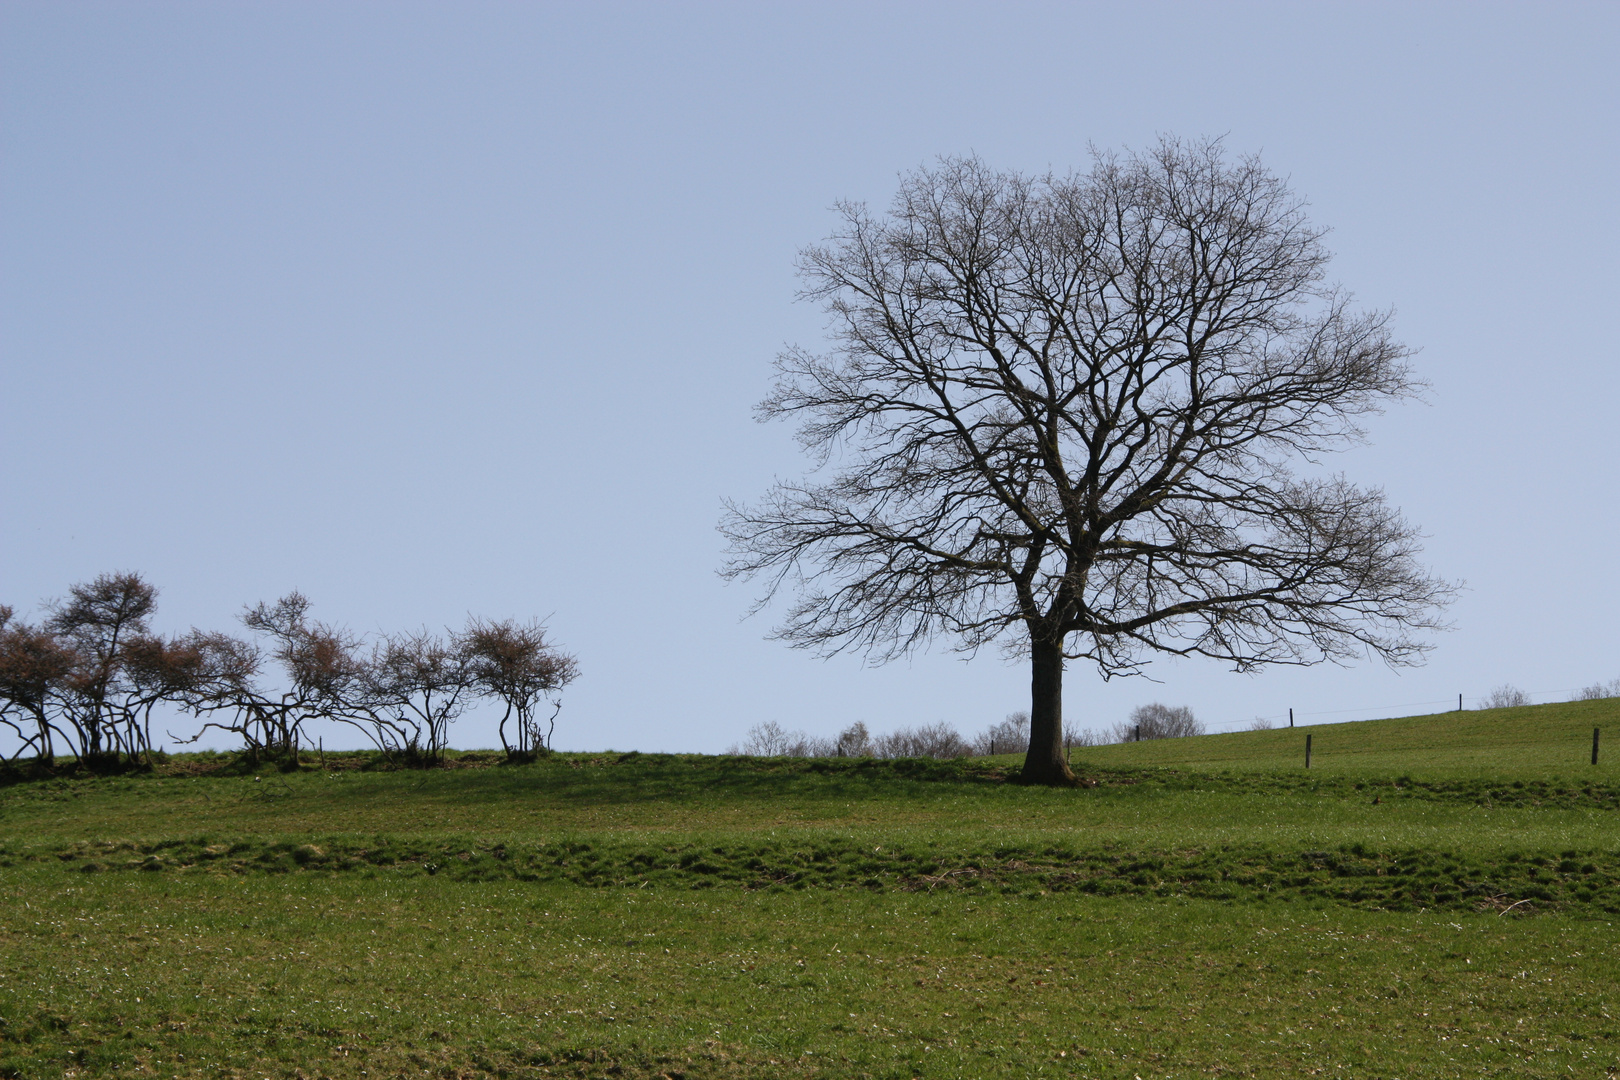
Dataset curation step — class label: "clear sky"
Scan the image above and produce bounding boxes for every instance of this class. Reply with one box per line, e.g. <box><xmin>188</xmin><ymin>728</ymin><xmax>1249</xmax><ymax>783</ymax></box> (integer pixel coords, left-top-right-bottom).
<box><xmin>3</xmin><ymin>1</ymin><xmax>1616</xmax><ymax>752</ymax></box>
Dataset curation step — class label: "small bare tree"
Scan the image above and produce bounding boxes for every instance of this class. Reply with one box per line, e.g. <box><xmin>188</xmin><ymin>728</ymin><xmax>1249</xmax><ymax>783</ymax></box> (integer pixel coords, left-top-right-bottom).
<box><xmin>41</xmin><ymin>572</ymin><xmax>163</xmax><ymax>766</ymax></box>
<box><xmin>971</xmin><ymin>711</ymin><xmax>1030</xmax><ymax>756</ymax></box>
<box><xmin>1577</xmin><ymin>679</ymin><xmax>1620</xmax><ymax>701</ymax></box>
<box><xmin>365</xmin><ymin>630</ymin><xmax>476</xmax><ymax>765</ymax></box>
<box><xmin>461</xmin><ymin>617</ymin><xmax>578</xmax><ymax>761</ymax></box>
<box><xmin>0</xmin><ymin>605</ymin><xmax>78</xmax><ymax>764</ymax></box>
<box><xmin>2</xmin><ymin>579</ymin><xmax>260</xmax><ymax>768</ymax></box>
<box><xmin>836</xmin><ymin>720</ymin><xmax>872</xmax><ymax>757</ymax></box>
<box><xmin>1482</xmin><ymin>684</ymin><xmax>1531</xmax><ymax>710</ymax></box>
<box><xmin>0</xmin><ymin>609</ymin><xmax>17</xmax><ymax>758</ymax></box>
<box><xmin>152</xmin><ymin>629</ymin><xmax>263</xmax><ymax>746</ymax></box>
<box><xmin>724</xmin><ymin>139</ymin><xmax>1453</xmax><ymax>784</ymax></box>
<box><xmin>115</xmin><ymin>631</ymin><xmax>235</xmax><ymax>763</ymax></box>
<box><xmin>732</xmin><ymin>722</ymin><xmax>793</xmax><ymax>757</ymax></box>
<box><xmin>3</xmin><ymin>573</ymin><xmax>240</xmax><ymax>769</ymax></box>
<box><xmin>1063</xmin><ymin>726</ymin><xmax>1102</xmax><ymax>750</ymax></box>
<box><xmin>871</xmin><ymin>721</ymin><xmax>968</xmax><ymax>759</ymax></box>
<box><xmin>197</xmin><ymin>593</ymin><xmax>373</xmax><ymax>764</ymax></box>
<box><xmin>1113</xmin><ymin>702</ymin><xmax>1203</xmax><ymax>741</ymax></box>
<box><xmin>729</xmin><ymin>719</ymin><xmax>966</xmax><ymax>759</ymax></box>
<box><xmin>730</xmin><ymin>720</ymin><xmax>795</xmax><ymax>756</ymax></box>
<box><xmin>3</xmin><ymin>580</ymin><xmax>584</xmax><ymax>770</ymax></box>
<box><xmin>728</xmin><ymin>721</ymin><xmax>837</xmax><ymax>756</ymax></box>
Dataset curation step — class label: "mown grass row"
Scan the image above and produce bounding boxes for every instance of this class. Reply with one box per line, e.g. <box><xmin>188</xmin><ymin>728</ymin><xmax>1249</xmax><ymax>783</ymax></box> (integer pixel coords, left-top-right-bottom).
<box><xmin>16</xmin><ymin>833</ymin><xmax>1619</xmax><ymax>918</ymax></box>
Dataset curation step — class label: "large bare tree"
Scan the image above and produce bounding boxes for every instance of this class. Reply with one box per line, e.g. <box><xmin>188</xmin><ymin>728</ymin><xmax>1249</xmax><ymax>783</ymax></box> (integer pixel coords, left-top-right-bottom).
<box><xmin>722</xmin><ymin>139</ymin><xmax>1452</xmax><ymax>785</ymax></box>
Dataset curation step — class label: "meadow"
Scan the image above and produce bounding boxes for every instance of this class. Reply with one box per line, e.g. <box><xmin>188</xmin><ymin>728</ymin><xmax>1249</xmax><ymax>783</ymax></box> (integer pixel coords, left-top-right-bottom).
<box><xmin>1</xmin><ymin>698</ymin><xmax>1616</xmax><ymax>1078</ymax></box>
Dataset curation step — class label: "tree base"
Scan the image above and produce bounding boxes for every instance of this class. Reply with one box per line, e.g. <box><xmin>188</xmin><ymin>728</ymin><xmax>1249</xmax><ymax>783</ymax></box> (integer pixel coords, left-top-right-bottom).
<box><xmin>1017</xmin><ymin>752</ymin><xmax>1081</xmax><ymax>786</ymax></box>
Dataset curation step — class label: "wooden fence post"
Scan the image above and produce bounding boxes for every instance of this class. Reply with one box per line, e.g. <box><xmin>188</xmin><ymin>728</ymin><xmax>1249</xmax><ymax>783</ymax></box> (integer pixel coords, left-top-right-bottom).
<box><xmin>1593</xmin><ymin>728</ymin><xmax>1601</xmax><ymax>766</ymax></box>
<box><xmin>1305</xmin><ymin>733</ymin><xmax>1312</xmax><ymax>769</ymax></box>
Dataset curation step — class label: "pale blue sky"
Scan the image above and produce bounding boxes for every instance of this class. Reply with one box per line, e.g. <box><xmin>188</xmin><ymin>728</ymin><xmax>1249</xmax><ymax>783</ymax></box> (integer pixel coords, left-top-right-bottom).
<box><xmin>3</xmin><ymin>1</ymin><xmax>1617</xmax><ymax>751</ymax></box>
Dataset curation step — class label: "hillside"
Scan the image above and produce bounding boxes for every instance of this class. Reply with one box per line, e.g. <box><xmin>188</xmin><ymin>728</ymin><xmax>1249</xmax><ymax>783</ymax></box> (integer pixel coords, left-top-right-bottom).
<box><xmin>1071</xmin><ymin>696</ymin><xmax>1620</xmax><ymax>778</ymax></box>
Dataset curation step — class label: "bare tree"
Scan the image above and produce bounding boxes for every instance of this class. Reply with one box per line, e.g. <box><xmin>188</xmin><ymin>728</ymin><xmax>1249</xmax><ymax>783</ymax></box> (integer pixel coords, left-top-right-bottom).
<box><xmin>971</xmin><ymin>711</ymin><xmax>1030</xmax><ymax>756</ymax></box>
<box><xmin>0</xmin><ymin>608</ymin><xmax>18</xmax><ymax>758</ymax></box>
<box><xmin>836</xmin><ymin>720</ymin><xmax>872</xmax><ymax>757</ymax></box>
<box><xmin>0</xmin><ymin>605</ymin><xmax>78</xmax><ymax>763</ymax></box>
<box><xmin>723</xmin><ymin>139</ymin><xmax>1453</xmax><ymax>785</ymax></box>
<box><xmin>727</xmin><ymin>720</ymin><xmax>837</xmax><ymax>757</ymax></box>
<box><xmin>1</xmin><ymin>573</ymin><xmax>225</xmax><ymax>769</ymax></box>
<box><xmin>3</xmin><ymin>579</ymin><xmax>584</xmax><ymax>770</ymax></box>
<box><xmin>461</xmin><ymin>617</ymin><xmax>578</xmax><ymax>761</ymax></box>
<box><xmin>152</xmin><ymin>629</ymin><xmax>266</xmax><ymax>748</ymax></box>
<box><xmin>1063</xmin><ymin>726</ymin><xmax>1103</xmax><ymax>750</ymax></box>
<box><xmin>1482</xmin><ymin>684</ymin><xmax>1531</xmax><ymax>710</ymax></box>
<box><xmin>1</xmin><ymin>577</ymin><xmax>250</xmax><ymax>768</ymax></box>
<box><xmin>365</xmin><ymin>630</ymin><xmax>476</xmax><ymax>765</ymax></box>
<box><xmin>1576</xmin><ymin>679</ymin><xmax>1620</xmax><ymax>701</ymax></box>
<box><xmin>205</xmin><ymin>593</ymin><xmax>373</xmax><ymax>764</ymax></box>
<box><xmin>114</xmin><ymin>631</ymin><xmax>231</xmax><ymax>764</ymax></box>
<box><xmin>728</xmin><ymin>719</ymin><xmax>966</xmax><ymax>759</ymax></box>
<box><xmin>1247</xmin><ymin>715</ymin><xmax>1276</xmax><ymax>731</ymax></box>
<box><xmin>729</xmin><ymin>720</ymin><xmax>797</xmax><ymax>756</ymax></box>
<box><xmin>871</xmin><ymin>721</ymin><xmax>968</xmax><ymax>759</ymax></box>
<box><xmin>39</xmin><ymin>572</ymin><xmax>163</xmax><ymax>766</ymax></box>
<box><xmin>1112</xmin><ymin>702</ymin><xmax>1203</xmax><ymax>742</ymax></box>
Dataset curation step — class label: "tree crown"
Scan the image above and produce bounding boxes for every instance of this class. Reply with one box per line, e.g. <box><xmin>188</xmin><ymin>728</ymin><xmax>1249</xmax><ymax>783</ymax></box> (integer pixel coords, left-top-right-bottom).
<box><xmin>723</xmin><ymin>139</ymin><xmax>1451</xmax><ymax>676</ymax></box>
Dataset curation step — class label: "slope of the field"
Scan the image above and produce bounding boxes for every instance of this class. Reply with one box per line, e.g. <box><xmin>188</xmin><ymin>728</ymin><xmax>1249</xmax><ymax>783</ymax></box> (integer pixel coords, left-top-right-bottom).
<box><xmin>1071</xmin><ymin>697</ymin><xmax>1620</xmax><ymax>777</ymax></box>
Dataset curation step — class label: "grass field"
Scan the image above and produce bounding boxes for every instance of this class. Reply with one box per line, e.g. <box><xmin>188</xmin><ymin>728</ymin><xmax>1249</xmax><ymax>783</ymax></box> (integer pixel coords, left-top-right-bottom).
<box><xmin>2</xmin><ymin>699</ymin><xmax>1617</xmax><ymax>1078</ymax></box>
<box><xmin>1077</xmin><ymin>698</ymin><xmax>1615</xmax><ymax>778</ymax></box>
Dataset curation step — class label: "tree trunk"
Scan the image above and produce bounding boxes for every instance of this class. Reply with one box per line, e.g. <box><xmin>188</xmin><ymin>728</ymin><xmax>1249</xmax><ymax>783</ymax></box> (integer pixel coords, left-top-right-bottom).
<box><xmin>497</xmin><ymin>703</ymin><xmax>513</xmax><ymax>759</ymax></box>
<box><xmin>1020</xmin><ymin>634</ymin><xmax>1077</xmax><ymax>785</ymax></box>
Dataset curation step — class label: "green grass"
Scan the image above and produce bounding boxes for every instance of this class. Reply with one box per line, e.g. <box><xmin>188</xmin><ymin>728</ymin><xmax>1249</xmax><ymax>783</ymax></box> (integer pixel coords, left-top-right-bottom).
<box><xmin>2</xmin><ymin>700</ymin><xmax>1618</xmax><ymax>1078</ymax></box>
<box><xmin>4</xmin><ymin>871</ymin><xmax>1616</xmax><ymax>1079</ymax></box>
<box><xmin>1078</xmin><ymin>698</ymin><xmax>1617</xmax><ymax>777</ymax></box>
